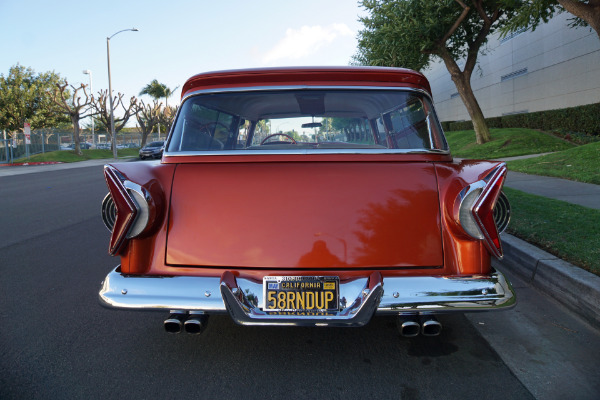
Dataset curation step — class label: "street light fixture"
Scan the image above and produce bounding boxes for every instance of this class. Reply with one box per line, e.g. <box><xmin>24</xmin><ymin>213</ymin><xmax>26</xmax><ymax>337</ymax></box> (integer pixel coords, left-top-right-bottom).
<box><xmin>82</xmin><ymin>69</ymin><xmax>94</xmax><ymax>147</ymax></box>
<box><xmin>107</xmin><ymin>27</ymin><xmax>138</xmax><ymax>159</ymax></box>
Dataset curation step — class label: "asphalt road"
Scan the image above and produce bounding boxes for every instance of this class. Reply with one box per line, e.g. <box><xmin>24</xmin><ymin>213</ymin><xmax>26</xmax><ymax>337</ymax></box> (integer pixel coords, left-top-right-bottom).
<box><xmin>0</xmin><ymin>164</ymin><xmax>597</xmax><ymax>399</ymax></box>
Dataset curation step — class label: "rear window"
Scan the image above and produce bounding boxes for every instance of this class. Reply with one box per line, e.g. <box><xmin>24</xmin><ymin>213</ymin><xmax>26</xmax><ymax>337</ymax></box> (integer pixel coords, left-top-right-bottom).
<box><xmin>166</xmin><ymin>89</ymin><xmax>448</xmax><ymax>153</ymax></box>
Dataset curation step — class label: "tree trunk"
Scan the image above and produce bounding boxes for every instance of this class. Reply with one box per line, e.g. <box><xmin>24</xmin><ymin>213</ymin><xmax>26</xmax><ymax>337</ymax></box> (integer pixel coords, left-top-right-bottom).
<box><xmin>452</xmin><ymin>74</ymin><xmax>491</xmax><ymax>144</ymax></box>
<box><xmin>438</xmin><ymin>52</ymin><xmax>492</xmax><ymax>144</ymax></box>
<box><xmin>558</xmin><ymin>0</ymin><xmax>600</xmax><ymax>41</ymax></box>
<box><xmin>141</xmin><ymin>131</ymin><xmax>150</xmax><ymax>148</ymax></box>
<box><xmin>71</xmin><ymin>114</ymin><xmax>82</xmax><ymax>155</ymax></box>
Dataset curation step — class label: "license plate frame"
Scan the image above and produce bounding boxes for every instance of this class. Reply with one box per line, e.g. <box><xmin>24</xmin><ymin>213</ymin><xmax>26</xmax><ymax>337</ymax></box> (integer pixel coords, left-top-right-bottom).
<box><xmin>263</xmin><ymin>276</ymin><xmax>340</xmax><ymax>314</ymax></box>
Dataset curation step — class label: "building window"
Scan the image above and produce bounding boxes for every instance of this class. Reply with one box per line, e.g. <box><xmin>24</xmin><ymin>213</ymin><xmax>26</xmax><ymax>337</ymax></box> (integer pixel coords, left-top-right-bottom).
<box><xmin>500</xmin><ymin>27</ymin><xmax>528</xmax><ymax>44</ymax></box>
<box><xmin>502</xmin><ymin>110</ymin><xmax>529</xmax><ymax>116</ymax></box>
<box><xmin>501</xmin><ymin>68</ymin><xmax>528</xmax><ymax>82</ymax></box>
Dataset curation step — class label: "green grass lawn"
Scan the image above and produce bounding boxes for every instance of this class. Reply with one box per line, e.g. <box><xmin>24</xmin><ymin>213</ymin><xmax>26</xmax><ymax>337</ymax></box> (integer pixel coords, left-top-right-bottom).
<box><xmin>506</xmin><ymin>141</ymin><xmax>600</xmax><ymax>184</ymax></box>
<box><xmin>504</xmin><ymin>187</ymin><xmax>600</xmax><ymax>275</ymax></box>
<box><xmin>14</xmin><ymin>148</ymin><xmax>139</xmax><ymax>163</ymax></box>
<box><xmin>445</xmin><ymin>128</ymin><xmax>574</xmax><ymax>159</ymax></box>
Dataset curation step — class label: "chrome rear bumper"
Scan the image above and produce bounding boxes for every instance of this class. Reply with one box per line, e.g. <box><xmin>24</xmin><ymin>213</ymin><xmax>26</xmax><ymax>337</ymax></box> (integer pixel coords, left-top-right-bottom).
<box><xmin>99</xmin><ymin>267</ymin><xmax>515</xmax><ymax>327</ymax></box>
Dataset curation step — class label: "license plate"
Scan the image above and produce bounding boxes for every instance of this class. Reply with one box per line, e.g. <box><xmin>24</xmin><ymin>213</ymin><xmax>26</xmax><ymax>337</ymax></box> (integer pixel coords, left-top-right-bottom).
<box><xmin>263</xmin><ymin>276</ymin><xmax>339</xmax><ymax>314</ymax></box>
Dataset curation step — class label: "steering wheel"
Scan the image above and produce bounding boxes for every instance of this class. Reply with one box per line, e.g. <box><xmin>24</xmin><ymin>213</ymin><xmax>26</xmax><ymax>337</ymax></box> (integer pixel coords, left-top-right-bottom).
<box><xmin>260</xmin><ymin>133</ymin><xmax>297</xmax><ymax>145</ymax></box>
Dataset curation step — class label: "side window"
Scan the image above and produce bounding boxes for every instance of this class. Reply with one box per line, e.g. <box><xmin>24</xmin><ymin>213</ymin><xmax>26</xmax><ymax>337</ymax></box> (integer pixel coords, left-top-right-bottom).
<box><xmin>385</xmin><ymin>99</ymin><xmax>431</xmax><ymax>149</ymax></box>
<box><xmin>325</xmin><ymin>118</ymin><xmax>376</xmax><ymax>145</ymax></box>
<box><xmin>213</xmin><ymin>113</ymin><xmax>233</xmax><ymax>145</ymax></box>
<box><xmin>374</xmin><ymin>117</ymin><xmax>387</xmax><ymax>145</ymax></box>
<box><xmin>175</xmin><ymin>104</ymin><xmax>234</xmax><ymax>151</ymax></box>
<box><xmin>250</xmin><ymin>120</ymin><xmax>271</xmax><ymax>146</ymax></box>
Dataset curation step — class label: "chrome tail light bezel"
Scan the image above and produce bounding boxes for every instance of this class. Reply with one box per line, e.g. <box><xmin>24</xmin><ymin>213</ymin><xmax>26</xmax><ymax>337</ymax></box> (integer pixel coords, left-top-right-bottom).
<box><xmin>103</xmin><ymin>165</ymin><xmax>152</xmax><ymax>255</ymax></box>
<box><xmin>457</xmin><ymin>165</ymin><xmax>509</xmax><ymax>259</ymax></box>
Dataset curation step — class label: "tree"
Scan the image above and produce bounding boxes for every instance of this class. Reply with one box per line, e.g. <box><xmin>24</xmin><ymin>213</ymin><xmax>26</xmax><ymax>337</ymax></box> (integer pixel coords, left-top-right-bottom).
<box><xmin>93</xmin><ymin>90</ymin><xmax>137</xmax><ymax>148</ymax></box>
<box><xmin>135</xmin><ymin>99</ymin><xmax>162</xmax><ymax>147</ymax></box>
<box><xmin>139</xmin><ymin>80</ymin><xmax>179</xmax><ymax>136</ymax></box>
<box><xmin>139</xmin><ymin>79</ymin><xmax>179</xmax><ymax>108</ymax></box>
<box><xmin>254</xmin><ymin>120</ymin><xmax>271</xmax><ymax>142</ymax></box>
<box><xmin>0</xmin><ymin>64</ymin><xmax>66</xmax><ymax>136</ymax></box>
<box><xmin>52</xmin><ymin>81</ymin><xmax>96</xmax><ymax>155</ymax></box>
<box><xmin>355</xmin><ymin>0</ymin><xmax>521</xmax><ymax>144</ymax></box>
<box><xmin>501</xmin><ymin>1</ymin><xmax>600</xmax><ymax>41</ymax></box>
<box><xmin>158</xmin><ymin>105</ymin><xmax>178</xmax><ymax>136</ymax></box>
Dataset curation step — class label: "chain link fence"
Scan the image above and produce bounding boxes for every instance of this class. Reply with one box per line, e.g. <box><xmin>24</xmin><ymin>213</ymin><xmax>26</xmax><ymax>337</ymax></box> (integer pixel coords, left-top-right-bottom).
<box><xmin>1</xmin><ymin>129</ymin><xmax>164</xmax><ymax>164</ymax></box>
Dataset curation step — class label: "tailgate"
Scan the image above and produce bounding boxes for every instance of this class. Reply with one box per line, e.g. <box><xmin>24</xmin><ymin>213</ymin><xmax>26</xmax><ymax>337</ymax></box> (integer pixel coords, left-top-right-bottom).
<box><xmin>166</xmin><ymin>162</ymin><xmax>443</xmax><ymax>269</ymax></box>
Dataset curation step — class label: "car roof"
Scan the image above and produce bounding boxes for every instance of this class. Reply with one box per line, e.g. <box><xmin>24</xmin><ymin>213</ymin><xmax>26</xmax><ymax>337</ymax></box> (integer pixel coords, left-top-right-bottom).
<box><xmin>181</xmin><ymin>66</ymin><xmax>431</xmax><ymax>99</ymax></box>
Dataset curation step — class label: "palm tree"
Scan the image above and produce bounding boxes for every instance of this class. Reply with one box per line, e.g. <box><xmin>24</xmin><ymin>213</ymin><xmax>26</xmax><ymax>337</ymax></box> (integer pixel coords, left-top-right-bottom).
<box><xmin>139</xmin><ymin>79</ymin><xmax>178</xmax><ymax>107</ymax></box>
<box><xmin>139</xmin><ymin>80</ymin><xmax>179</xmax><ymax>136</ymax></box>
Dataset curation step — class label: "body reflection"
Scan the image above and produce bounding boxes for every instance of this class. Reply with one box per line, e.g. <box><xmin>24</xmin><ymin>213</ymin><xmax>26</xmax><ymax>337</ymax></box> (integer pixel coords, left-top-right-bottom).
<box><xmin>297</xmin><ymin>240</ymin><xmax>347</xmax><ymax>268</ymax></box>
<box><xmin>353</xmin><ymin>188</ymin><xmax>441</xmax><ymax>266</ymax></box>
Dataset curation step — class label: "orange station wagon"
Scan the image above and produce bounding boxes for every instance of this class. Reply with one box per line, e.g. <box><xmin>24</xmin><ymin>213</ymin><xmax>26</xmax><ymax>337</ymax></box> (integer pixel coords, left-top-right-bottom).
<box><xmin>99</xmin><ymin>67</ymin><xmax>514</xmax><ymax>337</ymax></box>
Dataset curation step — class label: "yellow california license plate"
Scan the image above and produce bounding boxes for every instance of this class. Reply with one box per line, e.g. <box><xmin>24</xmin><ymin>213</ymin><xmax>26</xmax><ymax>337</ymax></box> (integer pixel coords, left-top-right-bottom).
<box><xmin>263</xmin><ymin>276</ymin><xmax>339</xmax><ymax>314</ymax></box>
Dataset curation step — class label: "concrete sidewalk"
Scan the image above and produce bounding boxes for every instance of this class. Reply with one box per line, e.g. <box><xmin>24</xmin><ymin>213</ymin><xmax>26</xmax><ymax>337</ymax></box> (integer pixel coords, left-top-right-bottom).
<box><xmin>505</xmin><ymin>170</ymin><xmax>600</xmax><ymax>210</ymax></box>
<box><xmin>497</xmin><ymin>162</ymin><xmax>600</xmax><ymax>329</ymax></box>
<box><xmin>0</xmin><ymin>158</ymin><xmax>133</xmax><ymax>178</ymax></box>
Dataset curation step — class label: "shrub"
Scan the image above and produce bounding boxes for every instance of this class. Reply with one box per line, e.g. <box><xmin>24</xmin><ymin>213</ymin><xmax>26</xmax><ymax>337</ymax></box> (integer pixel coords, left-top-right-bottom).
<box><xmin>446</xmin><ymin>102</ymin><xmax>600</xmax><ymax>136</ymax></box>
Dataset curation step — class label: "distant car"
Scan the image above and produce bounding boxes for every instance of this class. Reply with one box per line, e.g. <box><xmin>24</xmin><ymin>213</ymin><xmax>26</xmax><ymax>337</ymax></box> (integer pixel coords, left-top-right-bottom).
<box><xmin>99</xmin><ymin>67</ymin><xmax>514</xmax><ymax>337</ymax></box>
<box><xmin>139</xmin><ymin>141</ymin><xmax>164</xmax><ymax>159</ymax></box>
<box><xmin>61</xmin><ymin>143</ymin><xmax>92</xmax><ymax>150</ymax></box>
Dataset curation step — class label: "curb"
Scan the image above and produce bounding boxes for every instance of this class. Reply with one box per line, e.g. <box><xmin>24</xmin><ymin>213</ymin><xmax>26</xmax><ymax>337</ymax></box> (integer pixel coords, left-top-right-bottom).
<box><xmin>500</xmin><ymin>233</ymin><xmax>600</xmax><ymax>329</ymax></box>
<box><xmin>0</xmin><ymin>161</ymin><xmax>63</xmax><ymax>167</ymax></box>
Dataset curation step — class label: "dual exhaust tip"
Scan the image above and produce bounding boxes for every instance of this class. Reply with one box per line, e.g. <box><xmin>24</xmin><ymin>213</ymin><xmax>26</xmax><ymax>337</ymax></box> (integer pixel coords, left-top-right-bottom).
<box><xmin>397</xmin><ymin>315</ymin><xmax>442</xmax><ymax>337</ymax></box>
<box><xmin>164</xmin><ymin>311</ymin><xmax>209</xmax><ymax>335</ymax></box>
<box><xmin>164</xmin><ymin>312</ymin><xmax>441</xmax><ymax>336</ymax></box>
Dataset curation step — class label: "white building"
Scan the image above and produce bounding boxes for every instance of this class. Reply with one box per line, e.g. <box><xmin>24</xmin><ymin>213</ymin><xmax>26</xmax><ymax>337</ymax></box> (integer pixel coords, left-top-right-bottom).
<box><xmin>424</xmin><ymin>12</ymin><xmax>600</xmax><ymax>122</ymax></box>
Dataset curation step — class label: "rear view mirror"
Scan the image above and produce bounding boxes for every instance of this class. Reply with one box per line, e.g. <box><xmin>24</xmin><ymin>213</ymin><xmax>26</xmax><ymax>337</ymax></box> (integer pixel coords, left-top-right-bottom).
<box><xmin>301</xmin><ymin>122</ymin><xmax>322</xmax><ymax>128</ymax></box>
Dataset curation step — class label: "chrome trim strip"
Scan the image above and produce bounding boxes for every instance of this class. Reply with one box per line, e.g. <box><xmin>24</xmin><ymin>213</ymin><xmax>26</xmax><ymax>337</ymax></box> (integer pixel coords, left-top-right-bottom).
<box><xmin>163</xmin><ymin>148</ymin><xmax>450</xmax><ymax>157</ymax></box>
<box><xmin>426</xmin><ymin>113</ymin><xmax>434</xmax><ymax>150</ymax></box>
<box><xmin>103</xmin><ymin>166</ymin><xmax>139</xmax><ymax>255</ymax></box>
<box><xmin>472</xmin><ymin>165</ymin><xmax>507</xmax><ymax>259</ymax></box>
<box><xmin>99</xmin><ymin>267</ymin><xmax>516</xmax><ymax>324</ymax></box>
<box><xmin>180</xmin><ymin>85</ymin><xmax>435</xmax><ymax>104</ymax></box>
<box><xmin>164</xmin><ymin>85</ymin><xmax>451</xmax><ymax>157</ymax></box>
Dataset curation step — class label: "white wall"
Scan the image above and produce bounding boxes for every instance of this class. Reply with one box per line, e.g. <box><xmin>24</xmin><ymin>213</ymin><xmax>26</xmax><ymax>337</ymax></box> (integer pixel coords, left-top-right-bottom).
<box><xmin>425</xmin><ymin>13</ymin><xmax>600</xmax><ymax>122</ymax></box>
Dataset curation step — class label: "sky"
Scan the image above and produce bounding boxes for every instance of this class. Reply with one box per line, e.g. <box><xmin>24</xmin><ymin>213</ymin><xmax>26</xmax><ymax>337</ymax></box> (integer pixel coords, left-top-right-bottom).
<box><xmin>0</xmin><ymin>0</ymin><xmax>365</xmax><ymax>107</ymax></box>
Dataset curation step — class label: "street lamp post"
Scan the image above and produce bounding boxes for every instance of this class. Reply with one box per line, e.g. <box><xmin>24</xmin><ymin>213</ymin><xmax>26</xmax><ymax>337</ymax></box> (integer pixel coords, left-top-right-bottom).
<box><xmin>82</xmin><ymin>69</ymin><xmax>94</xmax><ymax>147</ymax></box>
<box><xmin>107</xmin><ymin>28</ymin><xmax>138</xmax><ymax>159</ymax></box>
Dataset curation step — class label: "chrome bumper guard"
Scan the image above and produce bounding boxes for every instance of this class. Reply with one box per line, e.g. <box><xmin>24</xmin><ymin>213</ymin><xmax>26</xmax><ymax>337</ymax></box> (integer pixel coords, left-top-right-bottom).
<box><xmin>99</xmin><ymin>267</ymin><xmax>516</xmax><ymax>327</ymax></box>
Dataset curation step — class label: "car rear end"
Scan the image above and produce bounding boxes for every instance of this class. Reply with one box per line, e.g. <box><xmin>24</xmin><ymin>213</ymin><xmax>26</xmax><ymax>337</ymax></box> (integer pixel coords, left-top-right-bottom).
<box><xmin>99</xmin><ymin>67</ymin><xmax>514</xmax><ymax>336</ymax></box>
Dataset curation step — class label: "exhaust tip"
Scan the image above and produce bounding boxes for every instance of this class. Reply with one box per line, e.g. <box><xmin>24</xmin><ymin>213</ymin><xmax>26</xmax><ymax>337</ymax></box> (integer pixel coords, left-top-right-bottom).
<box><xmin>420</xmin><ymin>316</ymin><xmax>442</xmax><ymax>336</ymax></box>
<box><xmin>164</xmin><ymin>312</ymin><xmax>186</xmax><ymax>334</ymax></box>
<box><xmin>184</xmin><ymin>314</ymin><xmax>209</xmax><ymax>335</ymax></box>
<box><xmin>397</xmin><ymin>316</ymin><xmax>420</xmax><ymax>337</ymax></box>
